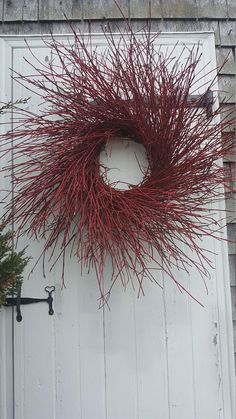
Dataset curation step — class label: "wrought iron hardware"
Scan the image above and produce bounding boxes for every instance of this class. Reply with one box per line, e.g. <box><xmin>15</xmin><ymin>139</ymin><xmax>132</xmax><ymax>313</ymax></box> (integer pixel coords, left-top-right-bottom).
<box><xmin>5</xmin><ymin>286</ymin><xmax>55</xmax><ymax>322</ymax></box>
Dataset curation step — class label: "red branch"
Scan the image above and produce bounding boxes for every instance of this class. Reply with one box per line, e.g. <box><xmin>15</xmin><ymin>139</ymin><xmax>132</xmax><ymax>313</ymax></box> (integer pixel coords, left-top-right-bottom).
<box><xmin>1</xmin><ymin>26</ymin><xmax>235</xmax><ymax>305</ymax></box>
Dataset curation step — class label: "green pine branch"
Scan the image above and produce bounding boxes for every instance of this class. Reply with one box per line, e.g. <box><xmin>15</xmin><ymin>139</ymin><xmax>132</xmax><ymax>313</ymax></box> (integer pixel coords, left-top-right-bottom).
<box><xmin>0</xmin><ymin>98</ymin><xmax>31</xmax><ymax>306</ymax></box>
<box><xmin>0</xmin><ymin>225</ymin><xmax>30</xmax><ymax>306</ymax></box>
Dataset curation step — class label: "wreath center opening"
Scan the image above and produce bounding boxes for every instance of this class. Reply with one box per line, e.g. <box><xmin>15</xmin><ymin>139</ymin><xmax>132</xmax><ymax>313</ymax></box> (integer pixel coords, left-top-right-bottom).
<box><xmin>99</xmin><ymin>137</ymin><xmax>149</xmax><ymax>190</ymax></box>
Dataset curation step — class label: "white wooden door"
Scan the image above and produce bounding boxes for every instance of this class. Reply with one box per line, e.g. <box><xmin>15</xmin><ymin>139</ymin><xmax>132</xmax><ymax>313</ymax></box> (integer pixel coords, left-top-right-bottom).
<box><xmin>0</xmin><ymin>33</ymin><xmax>235</xmax><ymax>419</ymax></box>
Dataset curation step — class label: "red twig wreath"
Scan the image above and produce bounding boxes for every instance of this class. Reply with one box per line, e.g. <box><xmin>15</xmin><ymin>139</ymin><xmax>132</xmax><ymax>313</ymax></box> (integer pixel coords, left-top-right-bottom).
<box><xmin>1</xmin><ymin>26</ymin><xmax>234</xmax><ymax>305</ymax></box>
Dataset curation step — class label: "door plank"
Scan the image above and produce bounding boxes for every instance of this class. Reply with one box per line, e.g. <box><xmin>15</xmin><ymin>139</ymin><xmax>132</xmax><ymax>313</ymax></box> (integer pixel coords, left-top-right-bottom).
<box><xmin>134</xmin><ymin>268</ymin><xmax>170</xmax><ymax>419</ymax></box>
<box><xmin>0</xmin><ymin>38</ymin><xmax>15</xmax><ymax>419</ymax></box>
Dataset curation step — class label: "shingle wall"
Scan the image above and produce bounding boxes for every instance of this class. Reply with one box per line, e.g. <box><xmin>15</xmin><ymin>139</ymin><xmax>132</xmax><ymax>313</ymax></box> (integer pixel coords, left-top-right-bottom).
<box><xmin>0</xmin><ymin>0</ymin><xmax>235</xmax><ymax>364</ymax></box>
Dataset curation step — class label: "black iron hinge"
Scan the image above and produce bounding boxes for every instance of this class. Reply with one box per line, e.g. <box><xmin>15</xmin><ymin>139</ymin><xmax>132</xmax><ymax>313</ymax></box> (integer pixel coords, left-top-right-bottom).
<box><xmin>4</xmin><ymin>286</ymin><xmax>55</xmax><ymax>322</ymax></box>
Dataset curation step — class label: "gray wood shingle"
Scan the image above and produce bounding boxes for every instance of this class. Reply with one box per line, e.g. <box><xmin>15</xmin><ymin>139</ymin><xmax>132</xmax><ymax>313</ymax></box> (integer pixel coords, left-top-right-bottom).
<box><xmin>227</xmin><ymin>0</ymin><xmax>236</xmax><ymax>18</ymax></box>
<box><xmin>3</xmin><ymin>0</ymin><xmax>38</xmax><ymax>21</ymax></box>
<box><xmin>197</xmin><ymin>0</ymin><xmax>228</xmax><ymax>19</ymax></box>
<box><xmin>229</xmin><ymin>255</ymin><xmax>236</xmax><ymax>286</ymax></box>
<box><xmin>129</xmin><ymin>0</ymin><xmax>163</xmax><ymax>18</ymax></box>
<box><xmin>219</xmin><ymin>75</ymin><xmax>236</xmax><ymax>103</ymax></box>
<box><xmin>227</xmin><ymin>224</ymin><xmax>236</xmax><ymax>255</ymax></box>
<box><xmin>217</xmin><ymin>47</ymin><xmax>236</xmax><ymax>75</ymax></box>
<box><xmin>39</xmin><ymin>0</ymin><xmax>82</xmax><ymax>20</ymax></box>
<box><xmin>83</xmin><ymin>0</ymin><xmax>129</xmax><ymax>20</ymax></box>
<box><xmin>231</xmin><ymin>286</ymin><xmax>236</xmax><ymax>320</ymax></box>
<box><xmin>0</xmin><ymin>0</ymin><xmax>3</xmax><ymax>20</ymax></box>
<box><xmin>226</xmin><ymin>194</ymin><xmax>236</xmax><ymax>224</ymax></box>
<box><xmin>161</xmin><ymin>0</ymin><xmax>198</xmax><ymax>18</ymax></box>
<box><xmin>219</xmin><ymin>21</ymin><xmax>236</xmax><ymax>47</ymax></box>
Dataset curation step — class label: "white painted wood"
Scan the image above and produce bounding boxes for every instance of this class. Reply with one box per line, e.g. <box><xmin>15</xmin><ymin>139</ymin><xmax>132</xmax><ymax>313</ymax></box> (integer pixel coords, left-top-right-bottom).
<box><xmin>9</xmin><ymin>46</ymin><xmax>57</xmax><ymax>419</ymax></box>
<box><xmin>0</xmin><ymin>37</ymin><xmax>15</xmax><ymax>419</ymax></box>
<box><xmin>0</xmin><ymin>32</ymin><xmax>235</xmax><ymax>419</ymax></box>
<box><xmin>132</xmin><ymin>268</ymin><xmax>170</xmax><ymax>419</ymax></box>
<box><xmin>162</xmin><ymin>267</ymin><xmax>197</xmax><ymax>419</ymax></box>
<box><xmin>99</xmin><ymin>139</ymin><xmax>149</xmax><ymax>190</ymax></box>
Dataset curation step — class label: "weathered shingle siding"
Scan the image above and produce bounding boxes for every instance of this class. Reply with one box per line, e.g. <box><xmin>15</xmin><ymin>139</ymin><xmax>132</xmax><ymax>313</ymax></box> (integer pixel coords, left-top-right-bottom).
<box><xmin>0</xmin><ymin>0</ymin><xmax>235</xmax><ymax>363</ymax></box>
<box><xmin>0</xmin><ymin>0</ymin><xmax>236</xmax><ymax>21</ymax></box>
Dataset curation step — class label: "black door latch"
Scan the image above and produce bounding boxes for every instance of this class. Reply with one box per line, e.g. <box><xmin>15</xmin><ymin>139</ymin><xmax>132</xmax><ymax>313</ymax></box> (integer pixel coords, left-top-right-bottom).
<box><xmin>5</xmin><ymin>286</ymin><xmax>55</xmax><ymax>322</ymax></box>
